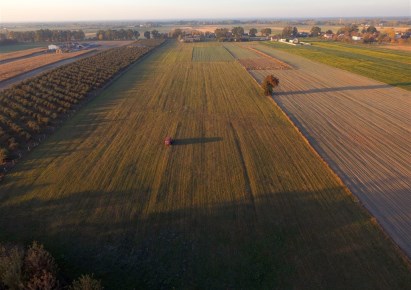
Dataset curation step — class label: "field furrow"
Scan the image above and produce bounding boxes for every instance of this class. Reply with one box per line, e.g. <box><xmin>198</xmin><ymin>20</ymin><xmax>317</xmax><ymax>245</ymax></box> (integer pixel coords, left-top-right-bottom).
<box><xmin>248</xmin><ymin>44</ymin><xmax>411</xmax><ymax>257</ymax></box>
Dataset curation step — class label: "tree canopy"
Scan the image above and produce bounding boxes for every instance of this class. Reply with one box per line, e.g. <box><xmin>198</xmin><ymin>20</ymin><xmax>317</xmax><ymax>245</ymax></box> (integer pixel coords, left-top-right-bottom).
<box><xmin>214</xmin><ymin>28</ymin><xmax>229</xmax><ymax>39</ymax></box>
<box><xmin>261</xmin><ymin>75</ymin><xmax>280</xmax><ymax>96</ymax></box>
<box><xmin>310</xmin><ymin>26</ymin><xmax>322</xmax><ymax>36</ymax></box>
<box><xmin>96</xmin><ymin>29</ymin><xmax>139</xmax><ymax>41</ymax></box>
<box><xmin>282</xmin><ymin>26</ymin><xmax>298</xmax><ymax>38</ymax></box>
<box><xmin>232</xmin><ymin>26</ymin><xmax>245</xmax><ymax>38</ymax></box>
<box><xmin>260</xmin><ymin>28</ymin><xmax>272</xmax><ymax>36</ymax></box>
<box><xmin>249</xmin><ymin>28</ymin><xmax>257</xmax><ymax>37</ymax></box>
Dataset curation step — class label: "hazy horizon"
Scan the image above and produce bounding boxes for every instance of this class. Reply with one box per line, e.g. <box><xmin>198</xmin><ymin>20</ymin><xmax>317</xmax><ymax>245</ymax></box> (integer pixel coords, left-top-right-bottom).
<box><xmin>1</xmin><ymin>0</ymin><xmax>410</xmax><ymax>22</ymax></box>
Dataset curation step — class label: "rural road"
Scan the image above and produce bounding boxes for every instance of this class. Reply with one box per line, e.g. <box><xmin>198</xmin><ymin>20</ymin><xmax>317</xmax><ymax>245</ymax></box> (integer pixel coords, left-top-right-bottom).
<box><xmin>252</xmin><ymin>45</ymin><xmax>411</xmax><ymax>258</ymax></box>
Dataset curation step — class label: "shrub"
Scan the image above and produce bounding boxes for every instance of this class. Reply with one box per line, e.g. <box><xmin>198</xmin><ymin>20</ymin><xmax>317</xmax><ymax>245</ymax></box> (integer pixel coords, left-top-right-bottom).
<box><xmin>0</xmin><ymin>241</ymin><xmax>103</xmax><ymax>289</ymax></box>
<box><xmin>69</xmin><ymin>274</ymin><xmax>103</xmax><ymax>290</ymax></box>
<box><xmin>261</xmin><ymin>75</ymin><xmax>280</xmax><ymax>96</ymax></box>
<box><xmin>0</xmin><ymin>148</ymin><xmax>8</xmax><ymax>163</ymax></box>
<box><xmin>0</xmin><ymin>244</ymin><xmax>24</xmax><ymax>289</ymax></box>
<box><xmin>24</xmin><ymin>241</ymin><xmax>58</xmax><ymax>290</ymax></box>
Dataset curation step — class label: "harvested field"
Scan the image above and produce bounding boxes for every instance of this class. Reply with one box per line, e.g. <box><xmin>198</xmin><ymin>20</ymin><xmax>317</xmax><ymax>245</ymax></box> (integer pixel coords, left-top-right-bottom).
<box><xmin>238</xmin><ymin>57</ymin><xmax>290</xmax><ymax>70</ymax></box>
<box><xmin>225</xmin><ymin>44</ymin><xmax>291</xmax><ymax>70</ymax></box>
<box><xmin>192</xmin><ymin>46</ymin><xmax>234</xmax><ymax>61</ymax></box>
<box><xmin>0</xmin><ymin>50</ymin><xmax>95</xmax><ymax>81</ymax></box>
<box><xmin>0</xmin><ymin>43</ymin><xmax>47</xmax><ymax>53</ymax></box>
<box><xmin>0</xmin><ymin>47</ymin><xmax>46</xmax><ymax>62</ymax></box>
<box><xmin>223</xmin><ymin>43</ymin><xmax>261</xmax><ymax>59</ymax></box>
<box><xmin>381</xmin><ymin>44</ymin><xmax>411</xmax><ymax>52</ymax></box>
<box><xmin>248</xmin><ymin>43</ymin><xmax>411</xmax><ymax>258</ymax></box>
<box><xmin>0</xmin><ymin>41</ymin><xmax>410</xmax><ymax>289</ymax></box>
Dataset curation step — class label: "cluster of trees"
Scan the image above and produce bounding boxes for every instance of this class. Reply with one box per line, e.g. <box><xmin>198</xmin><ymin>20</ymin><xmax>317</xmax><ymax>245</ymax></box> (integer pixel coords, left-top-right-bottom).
<box><xmin>0</xmin><ymin>39</ymin><xmax>164</xmax><ymax>163</ymax></box>
<box><xmin>96</xmin><ymin>29</ymin><xmax>140</xmax><ymax>40</ymax></box>
<box><xmin>0</xmin><ymin>241</ymin><xmax>102</xmax><ymax>289</ymax></box>
<box><xmin>262</xmin><ymin>75</ymin><xmax>280</xmax><ymax>96</ymax></box>
<box><xmin>213</xmin><ymin>27</ymin><xmax>273</xmax><ymax>41</ymax></box>
<box><xmin>282</xmin><ymin>26</ymin><xmax>299</xmax><ymax>38</ymax></box>
<box><xmin>0</xmin><ymin>29</ymin><xmax>85</xmax><ymax>43</ymax></box>
<box><xmin>142</xmin><ymin>29</ymin><xmax>167</xmax><ymax>39</ymax></box>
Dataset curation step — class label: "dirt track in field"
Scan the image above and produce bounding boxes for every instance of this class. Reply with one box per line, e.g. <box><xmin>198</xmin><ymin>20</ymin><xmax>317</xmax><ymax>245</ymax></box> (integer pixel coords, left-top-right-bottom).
<box><xmin>0</xmin><ymin>47</ymin><xmax>46</xmax><ymax>64</ymax></box>
<box><xmin>249</xmin><ymin>44</ymin><xmax>411</xmax><ymax>258</ymax></box>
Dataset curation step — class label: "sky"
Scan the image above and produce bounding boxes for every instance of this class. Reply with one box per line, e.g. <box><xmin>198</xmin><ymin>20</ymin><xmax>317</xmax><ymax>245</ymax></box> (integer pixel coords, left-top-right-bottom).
<box><xmin>0</xmin><ymin>0</ymin><xmax>410</xmax><ymax>22</ymax></box>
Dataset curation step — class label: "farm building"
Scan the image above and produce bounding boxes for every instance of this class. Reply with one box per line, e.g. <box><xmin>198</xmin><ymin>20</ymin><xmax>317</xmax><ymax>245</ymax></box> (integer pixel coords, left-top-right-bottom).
<box><xmin>352</xmin><ymin>36</ymin><xmax>363</xmax><ymax>41</ymax></box>
<box><xmin>48</xmin><ymin>44</ymin><xmax>60</xmax><ymax>50</ymax></box>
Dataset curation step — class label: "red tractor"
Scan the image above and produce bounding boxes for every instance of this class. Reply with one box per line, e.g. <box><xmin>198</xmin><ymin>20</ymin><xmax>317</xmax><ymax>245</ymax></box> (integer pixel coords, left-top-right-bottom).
<box><xmin>164</xmin><ymin>137</ymin><xmax>173</xmax><ymax>146</ymax></box>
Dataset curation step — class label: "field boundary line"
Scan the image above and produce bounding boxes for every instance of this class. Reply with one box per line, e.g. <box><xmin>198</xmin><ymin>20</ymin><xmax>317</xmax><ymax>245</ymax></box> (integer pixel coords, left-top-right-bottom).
<box><xmin>231</xmin><ymin>49</ymin><xmax>411</xmax><ymax>264</ymax></box>
<box><xmin>245</xmin><ymin>46</ymin><xmax>293</xmax><ymax>69</ymax></box>
<box><xmin>266</xmin><ymin>95</ymin><xmax>411</xmax><ymax>266</ymax></box>
<box><xmin>0</xmin><ymin>50</ymin><xmax>45</xmax><ymax>65</ymax></box>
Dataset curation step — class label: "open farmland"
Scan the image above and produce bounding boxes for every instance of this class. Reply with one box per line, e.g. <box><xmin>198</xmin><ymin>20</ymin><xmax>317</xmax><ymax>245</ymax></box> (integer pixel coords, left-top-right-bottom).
<box><xmin>0</xmin><ymin>50</ymin><xmax>96</xmax><ymax>81</ymax></box>
<box><xmin>0</xmin><ymin>47</ymin><xmax>46</xmax><ymax>63</ymax></box>
<box><xmin>224</xmin><ymin>43</ymin><xmax>291</xmax><ymax>70</ymax></box>
<box><xmin>0</xmin><ymin>39</ymin><xmax>164</xmax><ymax>168</ymax></box>
<box><xmin>244</xmin><ymin>43</ymin><xmax>411</xmax><ymax>258</ymax></box>
<box><xmin>192</xmin><ymin>45</ymin><xmax>234</xmax><ymax>61</ymax></box>
<box><xmin>261</xmin><ymin>41</ymin><xmax>411</xmax><ymax>91</ymax></box>
<box><xmin>0</xmin><ymin>41</ymin><xmax>410</xmax><ymax>289</ymax></box>
<box><xmin>0</xmin><ymin>43</ymin><xmax>47</xmax><ymax>53</ymax></box>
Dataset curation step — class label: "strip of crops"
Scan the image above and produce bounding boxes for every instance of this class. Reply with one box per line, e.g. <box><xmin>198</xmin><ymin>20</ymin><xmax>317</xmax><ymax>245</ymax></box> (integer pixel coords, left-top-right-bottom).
<box><xmin>0</xmin><ymin>39</ymin><xmax>164</xmax><ymax>163</ymax></box>
<box><xmin>192</xmin><ymin>46</ymin><xmax>234</xmax><ymax>62</ymax></box>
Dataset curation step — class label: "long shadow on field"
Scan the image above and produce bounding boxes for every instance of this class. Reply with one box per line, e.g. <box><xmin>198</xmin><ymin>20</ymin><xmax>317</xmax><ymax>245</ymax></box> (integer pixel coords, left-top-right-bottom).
<box><xmin>0</xmin><ymin>186</ymin><xmax>409</xmax><ymax>289</ymax></box>
<box><xmin>277</xmin><ymin>84</ymin><xmax>393</xmax><ymax>96</ymax></box>
<box><xmin>172</xmin><ymin>137</ymin><xmax>223</xmax><ymax>145</ymax></box>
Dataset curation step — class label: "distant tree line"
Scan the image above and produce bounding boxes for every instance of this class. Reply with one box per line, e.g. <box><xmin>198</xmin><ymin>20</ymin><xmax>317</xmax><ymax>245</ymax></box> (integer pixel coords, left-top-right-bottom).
<box><xmin>0</xmin><ymin>29</ymin><xmax>86</xmax><ymax>43</ymax></box>
<box><xmin>96</xmin><ymin>29</ymin><xmax>140</xmax><ymax>40</ymax></box>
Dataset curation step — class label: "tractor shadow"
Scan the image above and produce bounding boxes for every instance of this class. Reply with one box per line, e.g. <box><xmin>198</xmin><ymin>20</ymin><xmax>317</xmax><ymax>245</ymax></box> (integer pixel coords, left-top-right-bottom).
<box><xmin>172</xmin><ymin>137</ymin><xmax>223</xmax><ymax>145</ymax></box>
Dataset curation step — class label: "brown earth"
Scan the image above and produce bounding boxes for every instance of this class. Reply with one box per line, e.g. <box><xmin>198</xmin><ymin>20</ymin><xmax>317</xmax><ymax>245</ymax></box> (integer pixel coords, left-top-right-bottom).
<box><xmin>0</xmin><ymin>47</ymin><xmax>46</xmax><ymax>61</ymax></box>
<box><xmin>0</xmin><ymin>50</ymin><xmax>95</xmax><ymax>82</ymax></box>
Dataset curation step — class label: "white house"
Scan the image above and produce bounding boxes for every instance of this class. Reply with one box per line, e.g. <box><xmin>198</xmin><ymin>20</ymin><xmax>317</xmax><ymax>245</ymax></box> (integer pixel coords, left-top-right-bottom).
<box><xmin>48</xmin><ymin>44</ymin><xmax>60</xmax><ymax>50</ymax></box>
<box><xmin>351</xmin><ymin>36</ymin><xmax>363</xmax><ymax>41</ymax></box>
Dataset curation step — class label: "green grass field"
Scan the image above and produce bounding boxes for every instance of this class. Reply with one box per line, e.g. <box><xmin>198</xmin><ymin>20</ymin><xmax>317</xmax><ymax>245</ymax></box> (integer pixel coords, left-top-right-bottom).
<box><xmin>261</xmin><ymin>41</ymin><xmax>411</xmax><ymax>90</ymax></box>
<box><xmin>0</xmin><ymin>42</ymin><xmax>48</xmax><ymax>53</ymax></box>
<box><xmin>0</xmin><ymin>41</ymin><xmax>410</xmax><ymax>289</ymax></box>
<box><xmin>192</xmin><ymin>45</ymin><xmax>234</xmax><ymax>61</ymax></box>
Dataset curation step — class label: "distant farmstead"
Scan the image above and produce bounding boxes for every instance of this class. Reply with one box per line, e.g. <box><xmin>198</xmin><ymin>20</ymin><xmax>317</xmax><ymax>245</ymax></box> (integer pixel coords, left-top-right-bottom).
<box><xmin>48</xmin><ymin>44</ymin><xmax>60</xmax><ymax>50</ymax></box>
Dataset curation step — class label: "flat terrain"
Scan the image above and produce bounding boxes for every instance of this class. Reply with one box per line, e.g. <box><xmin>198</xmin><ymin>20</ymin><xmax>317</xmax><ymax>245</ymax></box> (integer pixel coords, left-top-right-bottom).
<box><xmin>262</xmin><ymin>41</ymin><xmax>411</xmax><ymax>91</ymax></box>
<box><xmin>381</xmin><ymin>44</ymin><xmax>411</xmax><ymax>52</ymax></box>
<box><xmin>0</xmin><ymin>41</ymin><xmax>410</xmax><ymax>289</ymax></box>
<box><xmin>0</xmin><ymin>41</ymin><xmax>137</xmax><ymax>88</ymax></box>
<box><xmin>0</xmin><ymin>47</ymin><xmax>46</xmax><ymax>62</ymax></box>
<box><xmin>0</xmin><ymin>50</ymin><xmax>95</xmax><ymax>81</ymax></box>
<box><xmin>239</xmin><ymin>43</ymin><xmax>411</xmax><ymax>257</ymax></box>
<box><xmin>0</xmin><ymin>42</ymin><xmax>47</xmax><ymax>53</ymax></box>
